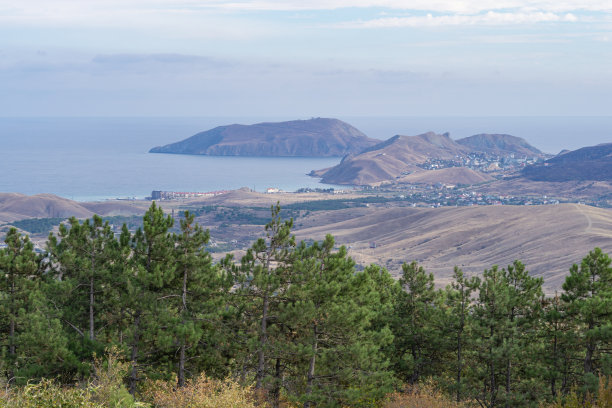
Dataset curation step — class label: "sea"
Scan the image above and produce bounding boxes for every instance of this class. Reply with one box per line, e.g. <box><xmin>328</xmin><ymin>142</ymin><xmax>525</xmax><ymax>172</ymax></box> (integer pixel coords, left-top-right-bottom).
<box><xmin>1</xmin><ymin>116</ymin><xmax>611</xmax><ymax>202</ymax></box>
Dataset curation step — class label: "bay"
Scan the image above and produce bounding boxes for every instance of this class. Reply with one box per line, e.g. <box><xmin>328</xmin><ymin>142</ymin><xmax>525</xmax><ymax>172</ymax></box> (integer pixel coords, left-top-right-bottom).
<box><xmin>0</xmin><ymin>117</ymin><xmax>344</xmax><ymax>201</ymax></box>
<box><xmin>1</xmin><ymin>116</ymin><xmax>611</xmax><ymax>202</ymax></box>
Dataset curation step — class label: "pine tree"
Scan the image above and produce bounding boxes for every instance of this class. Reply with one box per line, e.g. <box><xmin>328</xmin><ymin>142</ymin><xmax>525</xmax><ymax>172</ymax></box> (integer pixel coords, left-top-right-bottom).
<box><xmin>471</xmin><ymin>265</ymin><xmax>510</xmax><ymax>408</ymax></box>
<box><xmin>47</xmin><ymin>215</ymin><xmax>119</xmax><ymax>349</ymax></box>
<box><xmin>540</xmin><ymin>293</ymin><xmax>577</xmax><ymax>400</ymax></box>
<box><xmin>470</xmin><ymin>262</ymin><xmax>543</xmax><ymax>408</ymax></box>
<box><xmin>391</xmin><ymin>261</ymin><xmax>442</xmax><ymax>385</ymax></box>
<box><xmin>0</xmin><ymin>228</ymin><xmax>40</xmax><ymax>381</ymax></box>
<box><xmin>165</xmin><ymin>211</ymin><xmax>228</xmax><ymax>387</ymax></box>
<box><xmin>444</xmin><ymin>266</ymin><xmax>480</xmax><ymax>402</ymax></box>
<box><xmin>562</xmin><ymin>247</ymin><xmax>612</xmax><ymax>392</ymax></box>
<box><xmin>234</xmin><ymin>203</ymin><xmax>295</xmax><ymax>391</ymax></box>
<box><xmin>282</xmin><ymin>236</ymin><xmax>394</xmax><ymax>407</ymax></box>
<box><xmin>502</xmin><ymin>261</ymin><xmax>543</xmax><ymax>407</ymax></box>
<box><xmin>126</xmin><ymin>202</ymin><xmax>175</xmax><ymax>394</ymax></box>
<box><xmin>0</xmin><ymin>228</ymin><xmax>74</xmax><ymax>383</ymax></box>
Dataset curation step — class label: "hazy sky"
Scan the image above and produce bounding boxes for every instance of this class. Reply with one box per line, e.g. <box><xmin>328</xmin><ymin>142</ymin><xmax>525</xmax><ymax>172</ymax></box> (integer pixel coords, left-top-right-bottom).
<box><xmin>1</xmin><ymin>0</ymin><xmax>611</xmax><ymax>117</ymax></box>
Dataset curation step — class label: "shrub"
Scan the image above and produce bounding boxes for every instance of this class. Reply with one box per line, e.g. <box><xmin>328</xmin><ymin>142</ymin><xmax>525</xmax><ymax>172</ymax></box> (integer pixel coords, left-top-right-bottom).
<box><xmin>89</xmin><ymin>347</ymin><xmax>145</xmax><ymax>408</ymax></box>
<box><xmin>383</xmin><ymin>381</ymin><xmax>472</xmax><ymax>408</ymax></box>
<box><xmin>543</xmin><ymin>376</ymin><xmax>612</xmax><ymax>408</ymax></box>
<box><xmin>141</xmin><ymin>374</ymin><xmax>264</xmax><ymax>408</ymax></box>
<box><xmin>0</xmin><ymin>379</ymin><xmax>99</xmax><ymax>408</ymax></box>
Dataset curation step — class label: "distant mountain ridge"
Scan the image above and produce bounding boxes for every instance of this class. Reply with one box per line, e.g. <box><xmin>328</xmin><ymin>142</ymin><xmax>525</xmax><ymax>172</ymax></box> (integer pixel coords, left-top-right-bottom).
<box><xmin>313</xmin><ymin>131</ymin><xmax>544</xmax><ymax>186</ymax></box>
<box><xmin>313</xmin><ymin>132</ymin><xmax>474</xmax><ymax>185</ymax></box>
<box><xmin>456</xmin><ymin>134</ymin><xmax>543</xmax><ymax>156</ymax></box>
<box><xmin>522</xmin><ymin>143</ymin><xmax>612</xmax><ymax>182</ymax></box>
<box><xmin>149</xmin><ymin>118</ymin><xmax>379</xmax><ymax>157</ymax></box>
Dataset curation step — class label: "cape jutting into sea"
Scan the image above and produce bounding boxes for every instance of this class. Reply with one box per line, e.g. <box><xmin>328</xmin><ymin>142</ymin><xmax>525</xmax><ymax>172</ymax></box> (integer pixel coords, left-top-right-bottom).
<box><xmin>1</xmin><ymin>116</ymin><xmax>611</xmax><ymax>201</ymax></box>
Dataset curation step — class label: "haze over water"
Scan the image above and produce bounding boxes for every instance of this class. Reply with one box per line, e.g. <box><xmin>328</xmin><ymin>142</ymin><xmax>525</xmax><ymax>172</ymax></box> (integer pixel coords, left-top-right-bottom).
<box><xmin>1</xmin><ymin>116</ymin><xmax>611</xmax><ymax>202</ymax></box>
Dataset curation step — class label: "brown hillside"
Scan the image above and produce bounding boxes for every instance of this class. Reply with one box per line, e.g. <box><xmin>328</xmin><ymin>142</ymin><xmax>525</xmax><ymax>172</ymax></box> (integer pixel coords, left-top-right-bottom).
<box><xmin>316</xmin><ymin>132</ymin><xmax>472</xmax><ymax>185</ymax></box>
<box><xmin>456</xmin><ymin>133</ymin><xmax>544</xmax><ymax>156</ymax></box>
<box><xmin>0</xmin><ymin>193</ymin><xmax>93</xmax><ymax>222</ymax></box>
<box><xmin>475</xmin><ymin>178</ymin><xmax>612</xmax><ymax>199</ymax></box>
<box><xmin>0</xmin><ymin>193</ymin><xmax>149</xmax><ymax>223</ymax></box>
<box><xmin>395</xmin><ymin>167</ymin><xmax>492</xmax><ymax>185</ymax></box>
<box><xmin>294</xmin><ymin>204</ymin><xmax>612</xmax><ymax>293</ymax></box>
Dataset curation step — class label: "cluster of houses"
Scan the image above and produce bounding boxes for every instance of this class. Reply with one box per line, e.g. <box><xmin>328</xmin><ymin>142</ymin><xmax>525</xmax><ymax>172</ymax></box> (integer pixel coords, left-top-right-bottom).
<box><xmin>149</xmin><ymin>190</ymin><xmax>229</xmax><ymax>200</ymax></box>
<box><xmin>418</xmin><ymin>153</ymin><xmax>545</xmax><ymax>174</ymax></box>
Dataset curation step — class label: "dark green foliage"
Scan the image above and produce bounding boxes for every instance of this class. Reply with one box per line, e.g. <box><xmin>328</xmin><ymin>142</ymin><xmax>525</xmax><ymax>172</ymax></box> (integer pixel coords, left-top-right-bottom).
<box><xmin>444</xmin><ymin>267</ymin><xmax>480</xmax><ymax>402</ymax></box>
<box><xmin>391</xmin><ymin>261</ymin><xmax>443</xmax><ymax>385</ymax></box>
<box><xmin>10</xmin><ymin>218</ymin><xmax>65</xmax><ymax>234</ymax></box>
<box><xmin>2</xmin><ymin>204</ymin><xmax>612</xmax><ymax>408</ymax></box>
<box><xmin>281</xmin><ymin>199</ymin><xmax>352</xmax><ymax>212</ymax></box>
<box><xmin>125</xmin><ymin>202</ymin><xmax>176</xmax><ymax>393</ymax></box>
<box><xmin>0</xmin><ymin>228</ymin><xmax>74</xmax><ymax>384</ymax></box>
<box><xmin>165</xmin><ymin>211</ymin><xmax>230</xmax><ymax>386</ymax></box>
<box><xmin>282</xmin><ymin>236</ymin><xmax>395</xmax><ymax>407</ymax></box>
<box><xmin>469</xmin><ymin>262</ymin><xmax>544</xmax><ymax>407</ymax></box>
<box><xmin>562</xmin><ymin>248</ymin><xmax>612</xmax><ymax>392</ymax></box>
<box><xmin>233</xmin><ymin>203</ymin><xmax>296</xmax><ymax>393</ymax></box>
<box><xmin>47</xmin><ymin>215</ymin><xmax>120</xmax><ymax>344</ymax></box>
<box><xmin>213</xmin><ymin>208</ymin><xmax>270</xmax><ymax>225</ymax></box>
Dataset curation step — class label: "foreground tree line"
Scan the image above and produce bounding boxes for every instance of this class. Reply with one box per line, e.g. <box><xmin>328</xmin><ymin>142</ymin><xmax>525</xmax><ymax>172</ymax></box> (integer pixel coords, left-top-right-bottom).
<box><xmin>0</xmin><ymin>203</ymin><xmax>611</xmax><ymax>407</ymax></box>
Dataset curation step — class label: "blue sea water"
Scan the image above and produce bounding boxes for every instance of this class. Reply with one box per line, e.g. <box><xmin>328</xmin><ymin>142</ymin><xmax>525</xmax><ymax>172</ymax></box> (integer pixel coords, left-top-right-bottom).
<box><xmin>1</xmin><ymin>116</ymin><xmax>611</xmax><ymax>202</ymax></box>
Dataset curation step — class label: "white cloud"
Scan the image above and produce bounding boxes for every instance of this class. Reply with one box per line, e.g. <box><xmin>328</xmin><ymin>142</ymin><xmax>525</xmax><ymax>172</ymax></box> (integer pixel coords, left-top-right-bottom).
<box><xmin>337</xmin><ymin>11</ymin><xmax>579</xmax><ymax>28</ymax></box>
<box><xmin>197</xmin><ymin>0</ymin><xmax>612</xmax><ymax>13</ymax></box>
<box><xmin>1</xmin><ymin>0</ymin><xmax>611</xmax><ymax>19</ymax></box>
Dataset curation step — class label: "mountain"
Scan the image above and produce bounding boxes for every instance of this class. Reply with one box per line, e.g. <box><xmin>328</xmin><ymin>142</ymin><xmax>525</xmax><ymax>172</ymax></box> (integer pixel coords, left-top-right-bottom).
<box><xmin>522</xmin><ymin>143</ymin><xmax>612</xmax><ymax>182</ymax></box>
<box><xmin>456</xmin><ymin>134</ymin><xmax>543</xmax><ymax>156</ymax></box>
<box><xmin>149</xmin><ymin>118</ymin><xmax>379</xmax><ymax>157</ymax></box>
<box><xmin>312</xmin><ymin>132</ymin><xmax>474</xmax><ymax>185</ymax></box>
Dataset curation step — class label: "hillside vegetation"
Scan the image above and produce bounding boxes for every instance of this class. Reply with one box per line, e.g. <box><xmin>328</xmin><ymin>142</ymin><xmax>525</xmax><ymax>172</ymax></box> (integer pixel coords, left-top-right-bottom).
<box><xmin>1</xmin><ymin>203</ymin><xmax>611</xmax><ymax>407</ymax></box>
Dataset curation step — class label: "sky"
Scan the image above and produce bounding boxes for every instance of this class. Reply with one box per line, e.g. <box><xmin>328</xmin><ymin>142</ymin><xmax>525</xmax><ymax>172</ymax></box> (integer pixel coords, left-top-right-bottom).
<box><xmin>0</xmin><ymin>0</ymin><xmax>611</xmax><ymax>117</ymax></box>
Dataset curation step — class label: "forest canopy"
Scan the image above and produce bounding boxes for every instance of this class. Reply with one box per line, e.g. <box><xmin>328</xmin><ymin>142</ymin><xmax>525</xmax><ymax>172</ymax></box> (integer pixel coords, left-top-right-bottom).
<box><xmin>0</xmin><ymin>203</ymin><xmax>611</xmax><ymax>408</ymax></box>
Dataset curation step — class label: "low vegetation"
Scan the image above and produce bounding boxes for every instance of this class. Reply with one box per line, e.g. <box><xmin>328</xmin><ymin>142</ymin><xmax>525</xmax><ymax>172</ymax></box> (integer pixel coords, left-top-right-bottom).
<box><xmin>0</xmin><ymin>202</ymin><xmax>611</xmax><ymax>407</ymax></box>
<box><xmin>10</xmin><ymin>217</ymin><xmax>66</xmax><ymax>234</ymax></box>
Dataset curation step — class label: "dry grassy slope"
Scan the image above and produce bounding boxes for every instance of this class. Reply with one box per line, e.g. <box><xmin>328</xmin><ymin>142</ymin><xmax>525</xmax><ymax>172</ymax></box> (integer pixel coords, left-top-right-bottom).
<box><xmin>294</xmin><ymin>204</ymin><xmax>612</xmax><ymax>293</ymax></box>
<box><xmin>179</xmin><ymin>189</ymin><xmax>363</xmax><ymax>207</ymax></box>
<box><xmin>318</xmin><ymin>132</ymin><xmax>475</xmax><ymax>185</ymax></box>
<box><xmin>395</xmin><ymin>167</ymin><xmax>493</xmax><ymax>185</ymax></box>
<box><xmin>456</xmin><ymin>134</ymin><xmax>544</xmax><ymax>156</ymax></box>
<box><xmin>475</xmin><ymin>178</ymin><xmax>612</xmax><ymax>199</ymax></box>
<box><xmin>0</xmin><ymin>193</ymin><xmax>150</xmax><ymax>223</ymax></box>
<box><xmin>0</xmin><ymin>190</ymin><xmax>365</xmax><ymax>225</ymax></box>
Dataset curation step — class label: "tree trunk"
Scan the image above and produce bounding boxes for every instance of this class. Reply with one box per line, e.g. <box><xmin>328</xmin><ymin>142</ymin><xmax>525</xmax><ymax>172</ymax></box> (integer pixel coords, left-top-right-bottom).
<box><xmin>178</xmin><ymin>342</ymin><xmax>186</xmax><ymax>387</ymax></box>
<box><xmin>490</xmin><ymin>324</ymin><xmax>496</xmax><ymax>408</ymax></box>
<box><xmin>9</xmin><ymin>278</ymin><xmax>15</xmax><ymax>357</ymax></box>
<box><xmin>551</xmin><ymin>331</ymin><xmax>558</xmax><ymax>398</ymax></box>
<box><xmin>457</xmin><ymin>328</ymin><xmax>462</xmax><ymax>402</ymax></box>
<box><xmin>178</xmin><ymin>266</ymin><xmax>188</xmax><ymax>387</ymax></box>
<box><xmin>457</xmin><ymin>293</ymin><xmax>465</xmax><ymax>403</ymax></box>
<box><xmin>89</xmin><ymin>272</ymin><xmax>95</xmax><ymax>341</ymax></box>
<box><xmin>585</xmin><ymin>341</ymin><xmax>595</xmax><ymax>375</ymax></box>
<box><xmin>304</xmin><ymin>324</ymin><xmax>318</xmax><ymax>408</ymax></box>
<box><xmin>256</xmin><ymin>294</ymin><xmax>269</xmax><ymax>389</ymax></box>
<box><xmin>505</xmin><ymin>360</ymin><xmax>511</xmax><ymax>408</ymax></box>
<box><xmin>271</xmin><ymin>358</ymin><xmax>282</xmax><ymax>408</ymax></box>
<box><xmin>129</xmin><ymin>311</ymin><xmax>141</xmax><ymax>395</ymax></box>
<box><xmin>584</xmin><ymin>320</ymin><xmax>595</xmax><ymax>375</ymax></box>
